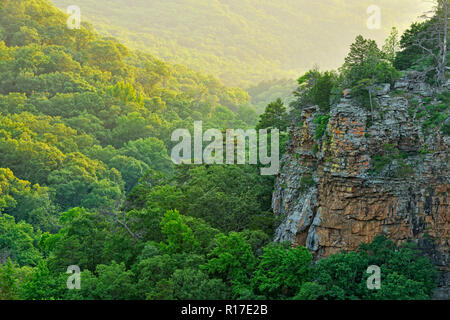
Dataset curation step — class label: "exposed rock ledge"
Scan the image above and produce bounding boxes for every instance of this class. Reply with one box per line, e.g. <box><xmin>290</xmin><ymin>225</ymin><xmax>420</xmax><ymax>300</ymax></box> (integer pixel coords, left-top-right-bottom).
<box><xmin>273</xmin><ymin>75</ymin><xmax>449</xmax><ymax>299</ymax></box>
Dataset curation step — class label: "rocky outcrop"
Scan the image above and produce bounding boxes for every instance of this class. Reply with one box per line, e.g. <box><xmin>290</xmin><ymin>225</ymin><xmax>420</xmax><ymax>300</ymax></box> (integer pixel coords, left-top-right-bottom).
<box><xmin>273</xmin><ymin>75</ymin><xmax>449</xmax><ymax>297</ymax></box>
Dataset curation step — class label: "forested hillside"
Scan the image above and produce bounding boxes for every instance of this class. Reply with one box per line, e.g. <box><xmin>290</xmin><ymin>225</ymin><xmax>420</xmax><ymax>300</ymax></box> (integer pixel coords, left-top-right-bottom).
<box><xmin>0</xmin><ymin>0</ymin><xmax>277</xmax><ymax>300</ymax></box>
<box><xmin>51</xmin><ymin>0</ymin><xmax>431</xmax><ymax>87</ymax></box>
<box><xmin>0</xmin><ymin>0</ymin><xmax>447</xmax><ymax>300</ymax></box>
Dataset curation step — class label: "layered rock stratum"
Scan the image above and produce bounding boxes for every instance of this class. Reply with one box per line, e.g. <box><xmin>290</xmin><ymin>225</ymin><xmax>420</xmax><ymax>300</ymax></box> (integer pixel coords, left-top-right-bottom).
<box><xmin>273</xmin><ymin>72</ymin><xmax>449</xmax><ymax>298</ymax></box>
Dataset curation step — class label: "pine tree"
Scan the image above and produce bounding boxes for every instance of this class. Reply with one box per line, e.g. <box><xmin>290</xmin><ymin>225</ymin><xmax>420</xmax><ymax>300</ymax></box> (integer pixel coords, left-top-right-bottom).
<box><xmin>256</xmin><ymin>98</ymin><xmax>289</xmax><ymax>131</ymax></box>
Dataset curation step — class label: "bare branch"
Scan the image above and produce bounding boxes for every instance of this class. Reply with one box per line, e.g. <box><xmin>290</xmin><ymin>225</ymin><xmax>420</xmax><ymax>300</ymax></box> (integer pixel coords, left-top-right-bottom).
<box><xmin>114</xmin><ymin>212</ymin><xmax>140</xmax><ymax>242</ymax></box>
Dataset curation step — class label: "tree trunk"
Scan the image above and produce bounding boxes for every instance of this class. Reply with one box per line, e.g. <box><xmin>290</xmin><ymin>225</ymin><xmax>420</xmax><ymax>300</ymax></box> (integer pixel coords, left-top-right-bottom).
<box><xmin>441</xmin><ymin>0</ymin><xmax>448</xmax><ymax>85</ymax></box>
<box><xmin>368</xmin><ymin>84</ymin><xmax>374</xmax><ymax>123</ymax></box>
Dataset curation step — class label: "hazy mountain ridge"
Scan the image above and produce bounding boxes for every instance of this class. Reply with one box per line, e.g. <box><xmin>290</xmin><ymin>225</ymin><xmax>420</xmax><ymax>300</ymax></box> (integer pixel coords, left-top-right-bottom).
<box><xmin>51</xmin><ymin>0</ymin><xmax>431</xmax><ymax>87</ymax></box>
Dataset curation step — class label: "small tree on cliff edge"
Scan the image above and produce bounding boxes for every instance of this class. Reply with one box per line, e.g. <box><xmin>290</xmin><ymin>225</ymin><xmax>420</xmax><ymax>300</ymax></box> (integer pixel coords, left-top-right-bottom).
<box><xmin>341</xmin><ymin>35</ymin><xmax>399</xmax><ymax>110</ymax></box>
<box><xmin>256</xmin><ymin>98</ymin><xmax>289</xmax><ymax>131</ymax></box>
<box><xmin>382</xmin><ymin>27</ymin><xmax>400</xmax><ymax>64</ymax></box>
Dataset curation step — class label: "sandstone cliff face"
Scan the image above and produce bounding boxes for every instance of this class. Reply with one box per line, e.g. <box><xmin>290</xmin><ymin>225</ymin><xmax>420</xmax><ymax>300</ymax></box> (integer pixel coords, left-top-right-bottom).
<box><xmin>272</xmin><ymin>72</ymin><xmax>449</xmax><ymax>297</ymax></box>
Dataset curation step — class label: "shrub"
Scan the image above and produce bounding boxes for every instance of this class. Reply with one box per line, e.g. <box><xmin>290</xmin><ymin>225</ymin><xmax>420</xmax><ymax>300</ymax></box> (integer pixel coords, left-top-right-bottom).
<box><xmin>313</xmin><ymin>114</ymin><xmax>330</xmax><ymax>140</ymax></box>
<box><xmin>299</xmin><ymin>175</ymin><xmax>315</xmax><ymax>193</ymax></box>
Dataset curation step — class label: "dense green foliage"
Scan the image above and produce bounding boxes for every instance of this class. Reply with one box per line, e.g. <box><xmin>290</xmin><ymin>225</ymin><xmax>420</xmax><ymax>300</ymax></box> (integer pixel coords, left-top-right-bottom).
<box><xmin>256</xmin><ymin>98</ymin><xmax>289</xmax><ymax>131</ymax></box>
<box><xmin>0</xmin><ymin>0</ymin><xmax>259</xmax><ymax>220</ymax></box>
<box><xmin>289</xmin><ymin>6</ymin><xmax>448</xmax><ymax>119</ymax></box>
<box><xmin>291</xmin><ymin>68</ymin><xmax>338</xmax><ymax>114</ymax></box>
<box><xmin>0</xmin><ymin>0</ymin><xmax>443</xmax><ymax>301</ymax></box>
<box><xmin>296</xmin><ymin>236</ymin><xmax>437</xmax><ymax>300</ymax></box>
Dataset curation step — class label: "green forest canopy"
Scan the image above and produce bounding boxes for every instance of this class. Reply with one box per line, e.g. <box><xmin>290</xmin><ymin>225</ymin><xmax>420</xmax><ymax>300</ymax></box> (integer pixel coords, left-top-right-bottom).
<box><xmin>0</xmin><ymin>0</ymin><xmax>445</xmax><ymax>300</ymax></box>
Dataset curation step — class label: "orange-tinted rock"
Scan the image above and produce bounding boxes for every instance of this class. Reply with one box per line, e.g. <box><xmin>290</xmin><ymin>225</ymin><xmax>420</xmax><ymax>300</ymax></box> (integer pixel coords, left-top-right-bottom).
<box><xmin>273</xmin><ymin>91</ymin><xmax>449</xmax><ymax>285</ymax></box>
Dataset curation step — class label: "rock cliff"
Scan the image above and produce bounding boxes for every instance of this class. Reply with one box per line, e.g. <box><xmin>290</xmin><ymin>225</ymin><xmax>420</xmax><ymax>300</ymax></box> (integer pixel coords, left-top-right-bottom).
<box><xmin>273</xmin><ymin>72</ymin><xmax>449</xmax><ymax>298</ymax></box>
